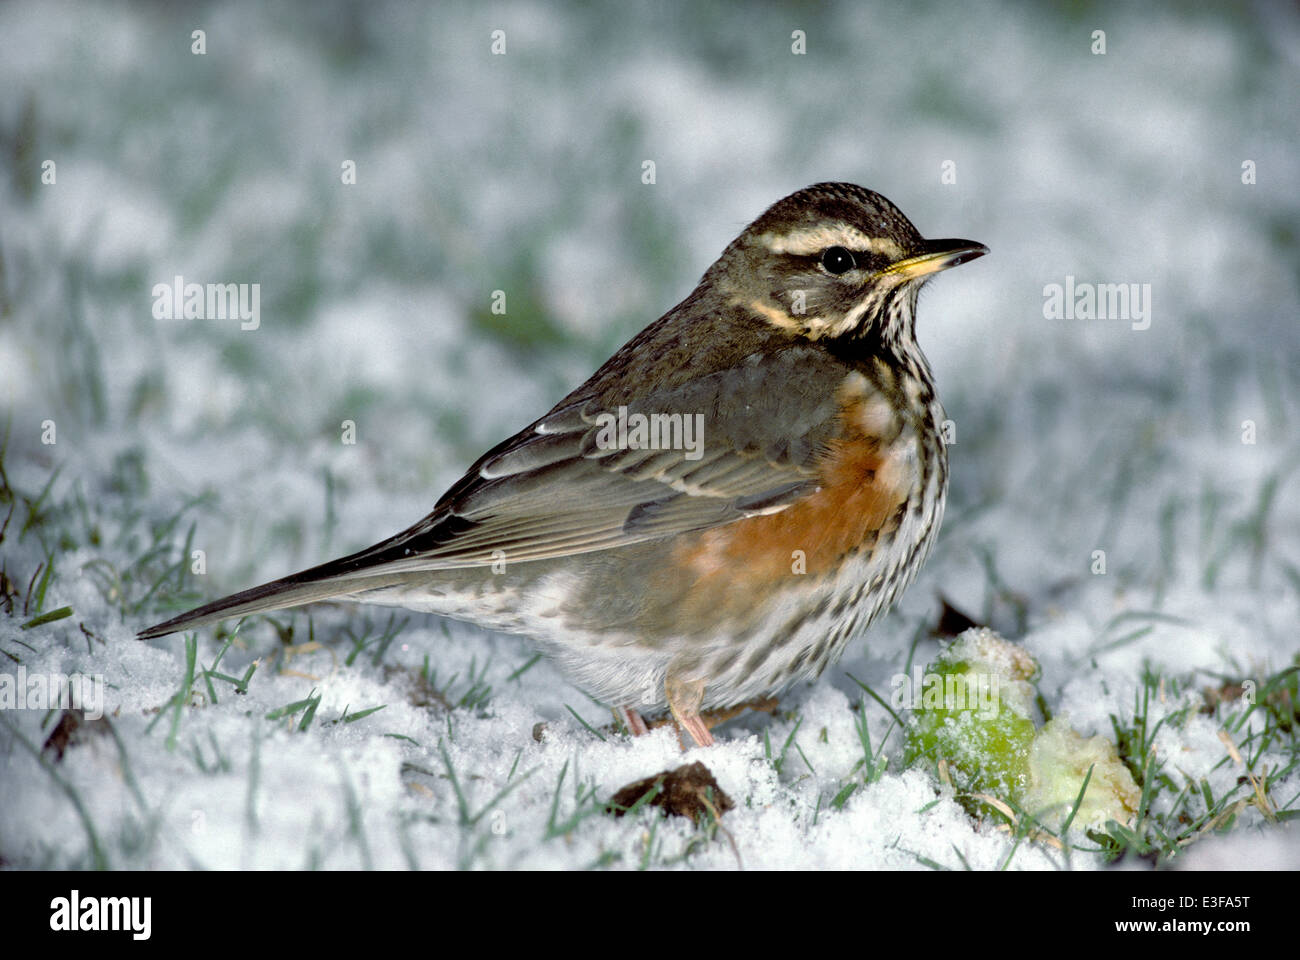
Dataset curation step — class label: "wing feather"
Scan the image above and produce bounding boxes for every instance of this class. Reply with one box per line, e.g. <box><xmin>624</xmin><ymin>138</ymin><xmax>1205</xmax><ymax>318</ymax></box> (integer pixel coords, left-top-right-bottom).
<box><xmin>138</xmin><ymin>343</ymin><xmax>858</xmax><ymax>639</ymax></box>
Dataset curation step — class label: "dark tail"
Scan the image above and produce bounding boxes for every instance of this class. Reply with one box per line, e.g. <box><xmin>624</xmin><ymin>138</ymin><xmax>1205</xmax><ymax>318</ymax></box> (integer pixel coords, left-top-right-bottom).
<box><xmin>137</xmin><ymin>569</ymin><xmax>403</xmax><ymax>639</ymax></box>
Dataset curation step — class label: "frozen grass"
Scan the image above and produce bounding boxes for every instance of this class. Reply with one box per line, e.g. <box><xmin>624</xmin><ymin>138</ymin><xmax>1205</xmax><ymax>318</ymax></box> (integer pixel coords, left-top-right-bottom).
<box><xmin>1</xmin><ymin>0</ymin><xmax>1298</xmax><ymax>869</ymax></box>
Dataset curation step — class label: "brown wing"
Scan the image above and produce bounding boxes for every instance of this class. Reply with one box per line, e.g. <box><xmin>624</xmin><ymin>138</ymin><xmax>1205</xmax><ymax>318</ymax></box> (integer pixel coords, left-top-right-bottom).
<box><xmin>300</xmin><ymin>351</ymin><xmax>846</xmax><ymax>574</ymax></box>
<box><xmin>139</xmin><ymin>345</ymin><xmax>854</xmax><ymax>638</ymax></box>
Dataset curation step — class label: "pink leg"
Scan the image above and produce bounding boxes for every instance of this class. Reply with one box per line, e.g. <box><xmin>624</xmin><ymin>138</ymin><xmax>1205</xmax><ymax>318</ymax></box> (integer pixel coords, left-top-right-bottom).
<box><xmin>618</xmin><ymin>706</ymin><xmax>650</xmax><ymax>737</ymax></box>
<box><xmin>665</xmin><ymin>674</ymin><xmax>715</xmax><ymax>748</ymax></box>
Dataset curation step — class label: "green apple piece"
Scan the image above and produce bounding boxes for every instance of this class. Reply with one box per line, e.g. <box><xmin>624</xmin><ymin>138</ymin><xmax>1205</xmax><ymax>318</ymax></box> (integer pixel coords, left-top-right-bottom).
<box><xmin>904</xmin><ymin>628</ymin><xmax>1040</xmax><ymax>797</ymax></box>
<box><xmin>1022</xmin><ymin>717</ymin><xmax>1141</xmax><ymax>831</ymax></box>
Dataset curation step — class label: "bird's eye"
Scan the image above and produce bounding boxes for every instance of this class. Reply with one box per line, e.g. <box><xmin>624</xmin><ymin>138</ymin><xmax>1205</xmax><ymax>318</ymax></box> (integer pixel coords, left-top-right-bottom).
<box><xmin>820</xmin><ymin>246</ymin><xmax>856</xmax><ymax>275</ymax></box>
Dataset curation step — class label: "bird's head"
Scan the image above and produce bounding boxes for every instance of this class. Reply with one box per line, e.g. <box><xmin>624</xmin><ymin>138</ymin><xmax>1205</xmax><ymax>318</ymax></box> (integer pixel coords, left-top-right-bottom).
<box><xmin>711</xmin><ymin>182</ymin><xmax>987</xmax><ymax>347</ymax></box>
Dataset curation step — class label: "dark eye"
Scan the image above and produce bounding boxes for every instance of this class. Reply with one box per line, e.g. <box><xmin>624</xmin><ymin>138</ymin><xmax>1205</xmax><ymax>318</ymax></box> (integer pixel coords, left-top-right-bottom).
<box><xmin>820</xmin><ymin>246</ymin><xmax>856</xmax><ymax>275</ymax></box>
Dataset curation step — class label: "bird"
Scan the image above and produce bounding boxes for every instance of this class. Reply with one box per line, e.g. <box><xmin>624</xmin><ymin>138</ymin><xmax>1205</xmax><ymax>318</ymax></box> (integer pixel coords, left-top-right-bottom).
<box><xmin>139</xmin><ymin>182</ymin><xmax>987</xmax><ymax>748</ymax></box>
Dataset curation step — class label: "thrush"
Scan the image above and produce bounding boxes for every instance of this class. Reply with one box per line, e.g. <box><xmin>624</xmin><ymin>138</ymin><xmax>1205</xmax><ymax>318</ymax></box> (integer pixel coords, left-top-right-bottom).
<box><xmin>140</xmin><ymin>182</ymin><xmax>987</xmax><ymax>748</ymax></box>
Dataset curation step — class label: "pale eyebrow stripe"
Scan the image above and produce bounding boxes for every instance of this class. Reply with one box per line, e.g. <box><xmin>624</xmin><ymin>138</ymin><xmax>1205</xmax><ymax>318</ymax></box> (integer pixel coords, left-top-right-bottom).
<box><xmin>758</xmin><ymin>224</ymin><xmax>904</xmax><ymax>260</ymax></box>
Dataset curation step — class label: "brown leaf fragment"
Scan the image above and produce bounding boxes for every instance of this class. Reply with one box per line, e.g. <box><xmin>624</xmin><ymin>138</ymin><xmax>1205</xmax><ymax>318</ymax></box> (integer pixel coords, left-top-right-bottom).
<box><xmin>41</xmin><ymin>709</ymin><xmax>111</xmax><ymax>762</ymax></box>
<box><xmin>609</xmin><ymin>761</ymin><xmax>734</xmax><ymax>822</ymax></box>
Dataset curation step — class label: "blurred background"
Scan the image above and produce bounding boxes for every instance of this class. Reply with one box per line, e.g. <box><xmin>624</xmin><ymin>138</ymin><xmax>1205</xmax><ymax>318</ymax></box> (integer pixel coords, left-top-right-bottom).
<box><xmin>1</xmin><ymin>1</ymin><xmax>1297</xmax><ymax>869</ymax></box>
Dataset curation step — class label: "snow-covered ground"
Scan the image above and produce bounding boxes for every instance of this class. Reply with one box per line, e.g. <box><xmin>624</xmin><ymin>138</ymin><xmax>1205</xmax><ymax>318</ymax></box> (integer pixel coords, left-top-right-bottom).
<box><xmin>1</xmin><ymin>1</ymin><xmax>1297</xmax><ymax>869</ymax></box>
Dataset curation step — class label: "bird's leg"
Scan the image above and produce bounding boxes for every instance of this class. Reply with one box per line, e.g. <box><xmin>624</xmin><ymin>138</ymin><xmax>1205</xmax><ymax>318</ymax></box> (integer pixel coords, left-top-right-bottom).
<box><xmin>616</xmin><ymin>705</ymin><xmax>650</xmax><ymax>737</ymax></box>
<box><xmin>665</xmin><ymin>673</ymin><xmax>714</xmax><ymax>748</ymax></box>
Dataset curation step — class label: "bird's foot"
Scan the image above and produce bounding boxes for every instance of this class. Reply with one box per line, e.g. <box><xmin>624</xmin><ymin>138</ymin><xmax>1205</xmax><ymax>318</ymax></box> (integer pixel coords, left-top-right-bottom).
<box><xmin>615</xmin><ymin>705</ymin><xmax>650</xmax><ymax>737</ymax></box>
<box><xmin>614</xmin><ymin>696</ymin><xmax>781</xmax><ymax>748</ymax></box>
<box><xmin>665</xmin><ymin>674</ymin><xmax>713</xmax><ymax>748</ymax></box>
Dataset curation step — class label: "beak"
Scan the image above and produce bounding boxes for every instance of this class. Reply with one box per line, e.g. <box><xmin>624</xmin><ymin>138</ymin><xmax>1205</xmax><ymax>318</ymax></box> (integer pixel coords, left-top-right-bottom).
<box><xmin>882</xmin><ymin>238</ymin><xmax>989</xmax><ymax>280</ymax></box>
